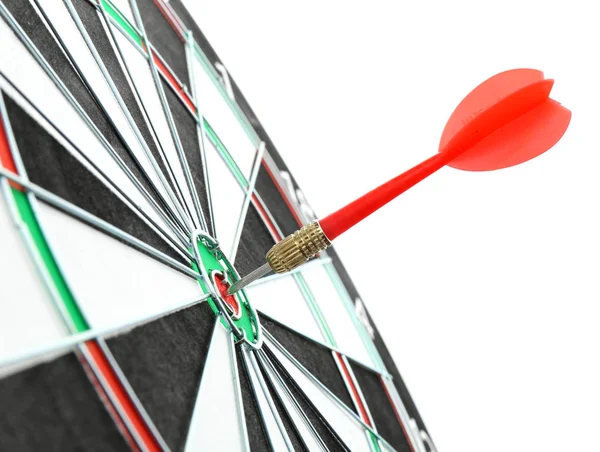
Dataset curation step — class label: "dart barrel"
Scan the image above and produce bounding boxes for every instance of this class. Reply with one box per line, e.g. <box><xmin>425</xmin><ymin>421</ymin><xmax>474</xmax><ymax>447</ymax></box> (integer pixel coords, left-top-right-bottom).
<box><xmin>266</xmin><ymin>221</ymin><xmax>331</xmax><ymax>273</ymax></box>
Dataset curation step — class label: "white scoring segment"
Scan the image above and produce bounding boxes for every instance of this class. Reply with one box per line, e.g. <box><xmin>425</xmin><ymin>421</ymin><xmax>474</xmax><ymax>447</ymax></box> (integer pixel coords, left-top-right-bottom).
<box><xmin>185</xmin><ymin>324</ymin><xmax>247</xmax><ymax>452</ymax></box>
<box><xmin>33</xmin><ymin>201</ymin><xmax>202</xmax><ymax>330</ymax></box>
<box><xmin>0</xmin><ymin>190</ymin><xmax>67</xmax><ymax>365</ymax></box>
<box><xmin>301</xmin><ymin>264</ymin><xmax>375</xmax><ymax>368</ymax></box>
<box><xmin>246</xmin><ymin>274</ymin><xmax>324</xmax><ymax>341</ymax></box>
<box><xmin>203</xmin><ymin>138</ymin><xmax>245</xmax><ymax>260</ymax></box>
<box><xmin>190</xmin><ymin>53</ymin><xmax>257</xmax><ymax>181</ymax></box>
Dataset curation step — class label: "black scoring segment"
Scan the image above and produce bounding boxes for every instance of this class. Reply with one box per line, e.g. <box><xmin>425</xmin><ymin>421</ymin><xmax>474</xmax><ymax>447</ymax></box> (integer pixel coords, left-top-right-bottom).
<box><xmin>349</xmin><ymin>359</ymin><xmax>413</xmax><ymax>452</ymax></box>
<box><xmin>135</xmin><ymin>0</ymin><xmax>189</xmax><ymax>88</ymax></box>
<box><xmin>255</xmin><ymin>164</ymin><xmax>302</xmax><ymax>237</ymax></box>
<box><xmin>236</xmin><ymin>204</ymin><xmax>277</xmax><ymax>277</ymax></box>
<box><xmin>3</xmin><ymin>93</ymin><xmax>185</xmax><ymax>266</ymax></box>
<box><xmin>0</xmin><ymin>353</ymin><xmax>129</xmax><ymax>451</ymax></box>
<box><xmin>236</xmin><ymin>346</ymin><xmax>273</xmax><ymax>452</ymax></box>
<box><xmin>4</xmin><ymin>95</ymin><xmax>186</xmax><ymax>264</ymax></box>
<box><xmin>106</xmin><ymin>302</ymin><xmax>216</xmax><ymax>452</ymax></box>
<box><xmin>259</xmin><ymin>313</ymin><xmax>356</xmax><ymax>413</ymax></box>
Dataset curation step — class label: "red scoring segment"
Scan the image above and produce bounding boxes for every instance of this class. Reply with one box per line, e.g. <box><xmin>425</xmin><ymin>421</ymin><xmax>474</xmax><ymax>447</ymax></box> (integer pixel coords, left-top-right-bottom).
<box><xmin>319</xmin><ymin>68</ymin><xmax>571</xmax><ymax>241</ymax></box>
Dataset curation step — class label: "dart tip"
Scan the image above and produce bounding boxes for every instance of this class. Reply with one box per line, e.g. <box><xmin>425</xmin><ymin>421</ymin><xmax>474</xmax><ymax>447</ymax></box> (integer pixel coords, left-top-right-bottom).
<box><xmin>227</xmin><ymin>262</ymin><xmax>272</xmax><ymax>294</ymax></box>
<box><xmin>228</xmin><ymin>222</ymin><xmax>331</xmax><ymax>294</ymax></box>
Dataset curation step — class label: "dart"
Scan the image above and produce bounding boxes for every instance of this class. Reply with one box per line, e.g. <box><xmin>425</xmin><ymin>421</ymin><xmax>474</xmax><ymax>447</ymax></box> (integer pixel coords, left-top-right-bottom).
<box><xmin>228</xmin><ymin>68</ymin><xmax>571</xmax><ymax>294</ymax></box>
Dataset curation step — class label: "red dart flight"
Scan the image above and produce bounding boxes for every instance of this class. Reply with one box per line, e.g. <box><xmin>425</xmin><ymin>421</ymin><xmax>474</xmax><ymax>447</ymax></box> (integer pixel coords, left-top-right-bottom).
<box><xmin>229</xmin><ymin>68</ymin><xmax>571</xmax><ymax>293</ymax></box>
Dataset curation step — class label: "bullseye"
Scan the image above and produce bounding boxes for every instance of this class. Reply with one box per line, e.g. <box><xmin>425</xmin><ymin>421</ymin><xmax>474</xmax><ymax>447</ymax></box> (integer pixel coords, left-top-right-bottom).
<box><xmin>213</xmin><ymin>272</ymin><xmax>241</xmax><ymax>319</ymax></box>
<box><xmin>191</xmin><ymin>230</ymin><xmax>262</xmax><ymax>347</ymax></box>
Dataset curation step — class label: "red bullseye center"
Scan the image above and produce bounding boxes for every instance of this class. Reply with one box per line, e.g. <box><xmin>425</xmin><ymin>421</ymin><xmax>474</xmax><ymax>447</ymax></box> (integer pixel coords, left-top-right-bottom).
<box><xmin>214</xmin><ymin>274</ymin><xmax>240</xmax><ymax>317</ymax></box>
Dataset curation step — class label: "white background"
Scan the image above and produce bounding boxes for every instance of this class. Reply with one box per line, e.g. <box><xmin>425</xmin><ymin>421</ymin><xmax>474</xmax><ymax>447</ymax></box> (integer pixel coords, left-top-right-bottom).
<box><xmin>184</xmin><ymin>1</ymin><xmax>600</xmax><ymax>451</ymax></box>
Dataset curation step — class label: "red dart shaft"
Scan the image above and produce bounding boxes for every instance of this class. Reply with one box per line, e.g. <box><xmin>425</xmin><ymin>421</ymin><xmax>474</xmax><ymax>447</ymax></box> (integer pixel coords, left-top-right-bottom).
<box><xmin>319</xmin><ymin>151</ymin><xmax>453</xmax><ymax>240</ymax></box>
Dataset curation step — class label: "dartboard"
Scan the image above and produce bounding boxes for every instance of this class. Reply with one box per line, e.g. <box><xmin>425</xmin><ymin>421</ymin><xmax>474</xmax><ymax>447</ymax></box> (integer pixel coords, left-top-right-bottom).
<box><xmin>0</xmin><ymin>1</ymin><xmax>434</xmax><ymax>451</ymax></box>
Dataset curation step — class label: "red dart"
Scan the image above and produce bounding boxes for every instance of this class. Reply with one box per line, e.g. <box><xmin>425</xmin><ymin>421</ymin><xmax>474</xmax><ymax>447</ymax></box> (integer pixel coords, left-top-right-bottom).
<box><xmin>228</xmin><ymin>68</ymin><xmax>571</xmax><ymax>293</ymax></box>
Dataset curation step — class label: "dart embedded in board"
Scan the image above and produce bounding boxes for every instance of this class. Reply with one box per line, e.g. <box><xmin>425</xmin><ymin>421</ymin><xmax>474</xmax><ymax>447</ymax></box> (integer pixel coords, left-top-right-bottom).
<box><xmin>228</xmin><ymin>68</ymin><xmax>571</xmax><ymax>294</ymax></box>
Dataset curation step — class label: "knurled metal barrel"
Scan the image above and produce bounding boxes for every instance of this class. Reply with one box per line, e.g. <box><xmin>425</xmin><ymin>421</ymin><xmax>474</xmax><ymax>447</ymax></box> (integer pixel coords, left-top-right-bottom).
<box><xmin>266</xmin><ymin>221</ymin><xmax>331</xmax><ymax>273</ymax></box>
